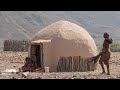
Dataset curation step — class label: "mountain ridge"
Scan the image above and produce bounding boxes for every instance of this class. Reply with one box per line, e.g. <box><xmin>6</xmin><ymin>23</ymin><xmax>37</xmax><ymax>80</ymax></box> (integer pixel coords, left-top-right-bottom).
<box><xmin>0</xmin><ymin>11</ymin><xmax>120</xmax><ymax>47</ymax></box>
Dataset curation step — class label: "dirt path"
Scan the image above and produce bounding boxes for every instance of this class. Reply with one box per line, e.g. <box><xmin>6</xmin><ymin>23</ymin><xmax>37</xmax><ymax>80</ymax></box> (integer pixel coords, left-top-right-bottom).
<box><xmin>0</xmin><ymin>51</ymin><xmax>120</xmax><ymax>79</ymax></box>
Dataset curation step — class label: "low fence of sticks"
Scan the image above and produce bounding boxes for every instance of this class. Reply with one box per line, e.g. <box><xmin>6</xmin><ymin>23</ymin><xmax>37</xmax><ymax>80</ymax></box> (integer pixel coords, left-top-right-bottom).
<box><xmin>57</xmin><ymin>56</ymin><xmax>97</xmax><ymax>72</ymax></box>
<box><xmin>4</xmin><ymin>40</ymin><xmax>30</xmax><ymax>52</ymax></box>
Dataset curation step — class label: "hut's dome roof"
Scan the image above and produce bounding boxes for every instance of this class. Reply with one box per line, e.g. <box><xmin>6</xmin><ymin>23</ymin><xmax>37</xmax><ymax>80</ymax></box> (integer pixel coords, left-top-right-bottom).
<box><xmin>32</xmin><ymin>20</ymin><xmax>98</xmax><ymax>57</ymax></box>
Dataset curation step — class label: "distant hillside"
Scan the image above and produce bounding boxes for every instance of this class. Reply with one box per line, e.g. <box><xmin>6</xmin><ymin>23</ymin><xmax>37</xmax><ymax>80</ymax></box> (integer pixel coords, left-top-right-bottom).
<box><xmin>0</xmin><ymin>11</ymin><xmax>120</xmax><ymax>49</ymax></box>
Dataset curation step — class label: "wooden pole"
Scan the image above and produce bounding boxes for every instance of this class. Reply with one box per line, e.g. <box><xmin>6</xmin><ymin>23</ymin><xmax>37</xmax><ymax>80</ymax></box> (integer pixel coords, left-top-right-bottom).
<box><xmin>57</xmin><ymin>56</ymin><xmax>97</xmax><ymax>72</ymax></box>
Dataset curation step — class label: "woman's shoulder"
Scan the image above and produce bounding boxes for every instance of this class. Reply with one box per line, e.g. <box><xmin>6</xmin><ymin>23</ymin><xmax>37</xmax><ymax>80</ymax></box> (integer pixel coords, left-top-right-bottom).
<box><xmin>105</xmin><ymin>38</ymin><xmax>113</xmax><ymax>44</ymax></box>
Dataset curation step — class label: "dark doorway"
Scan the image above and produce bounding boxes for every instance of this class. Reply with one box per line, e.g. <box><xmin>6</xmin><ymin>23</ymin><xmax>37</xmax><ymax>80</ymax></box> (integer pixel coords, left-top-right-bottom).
<box><xmin>31</xmin><ymin>43</ymin><xmax>43</xmax><ymax>68</ymax></box>
<box><xmin>35</xmin><ymin>45</ymin><xmax>41</xmax><ymax>67</ymax></box>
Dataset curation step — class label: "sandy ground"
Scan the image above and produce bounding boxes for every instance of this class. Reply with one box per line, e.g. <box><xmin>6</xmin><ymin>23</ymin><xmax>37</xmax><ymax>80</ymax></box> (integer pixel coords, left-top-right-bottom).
<box><xmin>0</xmin><ymin>51</ymin><xmax>120</xmax><ymax>79</ymax></box>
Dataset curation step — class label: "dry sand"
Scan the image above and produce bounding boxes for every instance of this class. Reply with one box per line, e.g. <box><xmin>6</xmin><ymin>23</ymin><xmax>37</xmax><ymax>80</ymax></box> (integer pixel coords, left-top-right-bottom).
<box><xmin>0</xmin><ymin>51</ymin><xmax>120</xmax><ymax>79</ymax></box>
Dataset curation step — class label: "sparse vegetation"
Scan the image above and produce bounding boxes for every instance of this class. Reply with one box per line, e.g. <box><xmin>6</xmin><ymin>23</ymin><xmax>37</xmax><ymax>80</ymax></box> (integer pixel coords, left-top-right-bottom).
<box><xmin>96</xmin><ymin>41</ymin><xmax>120</xmax><ymax>52</ymax></box>
<box><xmin>110</xmin><ymin>42</ymin><xmax>120</xmax><ymax>52</ymax></box>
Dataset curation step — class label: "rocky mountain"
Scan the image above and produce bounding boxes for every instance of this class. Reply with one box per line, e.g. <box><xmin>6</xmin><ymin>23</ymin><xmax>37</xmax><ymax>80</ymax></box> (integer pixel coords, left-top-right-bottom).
<box><xmin>0</xmin><ymin>11</ymin><xmax>120</xmax><ymax>48</ymax></box>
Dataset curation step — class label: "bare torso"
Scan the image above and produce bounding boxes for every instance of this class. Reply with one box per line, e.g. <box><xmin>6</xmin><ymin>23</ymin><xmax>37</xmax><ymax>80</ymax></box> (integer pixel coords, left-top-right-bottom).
<box><xmin>100</xmin><ymin>39</ymin><xmax>111</xmax><ymax>64</ymax></box>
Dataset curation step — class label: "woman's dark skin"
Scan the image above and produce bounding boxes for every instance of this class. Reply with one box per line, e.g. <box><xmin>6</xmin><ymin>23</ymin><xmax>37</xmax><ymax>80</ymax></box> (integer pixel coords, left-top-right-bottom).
<box><xmin>99</xmin><ymin>33</ymin><xmax>112</xmax><ymax>75</ymax></box>
<box><xmin>20</xmin><ymin>57</ymin><xmax>37</xmax><ymax>72</ymax></box>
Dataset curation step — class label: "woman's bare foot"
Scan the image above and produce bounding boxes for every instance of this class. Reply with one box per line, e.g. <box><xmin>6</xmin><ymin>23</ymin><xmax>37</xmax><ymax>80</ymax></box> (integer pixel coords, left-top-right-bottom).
<box><xmin>107</xmin><ymin>73</ymin><xmax>110</xmax><ymax>75</ymax></box>
<box><xmin>101</xmin><ymin>71</ymin><xmax>106</xmax><ymax>74</ymax></box>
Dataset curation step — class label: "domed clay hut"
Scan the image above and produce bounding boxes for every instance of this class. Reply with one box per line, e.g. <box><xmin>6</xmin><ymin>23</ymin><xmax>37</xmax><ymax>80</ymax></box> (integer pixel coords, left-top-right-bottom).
<box><xmin>29</xmin><ymin>20</ymin><xmax>98</xmax><ymax>72</ymax></box>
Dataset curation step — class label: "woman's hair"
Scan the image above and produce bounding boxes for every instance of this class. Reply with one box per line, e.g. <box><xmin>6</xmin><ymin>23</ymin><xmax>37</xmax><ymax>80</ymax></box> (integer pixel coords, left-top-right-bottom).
<box><xmin>104</xmin><ymin>32</ymin><xmax>109</xmax><ymax>38</ymax></box>
<box><xmin>25</xmin><ymin>57</ymin><xmax>31</xmax><ymax>61</ymax></box>
<box><xmin>104</xmin><ymin>32</ymin><xmax>112</xmax><ymax>44</ymax></box>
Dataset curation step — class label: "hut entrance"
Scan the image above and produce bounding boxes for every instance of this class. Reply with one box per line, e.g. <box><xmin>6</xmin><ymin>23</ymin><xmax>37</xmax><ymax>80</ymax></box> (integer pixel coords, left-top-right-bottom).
<box><xmin>31</xmin><ymin>43</ymin><xmax>43</xmax><ymax>68</ymax></box>
<box><xmin>35</xmin><ymin>45</ymin><xmax>41</xmax><ymax>67</ymax></box>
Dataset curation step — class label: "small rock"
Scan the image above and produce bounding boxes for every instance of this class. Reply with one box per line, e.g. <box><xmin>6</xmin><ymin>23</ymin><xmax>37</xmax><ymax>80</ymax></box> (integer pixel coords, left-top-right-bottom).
<box><xmin>22</xmin><ymin>72</ymin><xmax>29</xmax><ymax>78</ymax></box>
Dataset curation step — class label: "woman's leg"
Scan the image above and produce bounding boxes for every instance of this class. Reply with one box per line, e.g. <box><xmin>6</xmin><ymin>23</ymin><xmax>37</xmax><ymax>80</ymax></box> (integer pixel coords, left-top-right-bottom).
<box><xmin>106</xmin><ymin>63</ymin><xmax>110</xmax><ymax>75</ymax></box>
<box><xmin>104</xmin><ymin>61</ymin><xmax>110</xmax><ymax>75</ymax></box>
<box><xmin>22</xmin><ymin>66</ymin><xmax>28</xmax><ymax>72</ymax></box>
<box><xmin>104</xmin><ymin>52</ymin><xmax>110</xmax><ymax>75</ymax></box>
<box><xmin>99</xmin><ymin>57</ymin><xmax>106</xmax><ymax>73</ymax></box>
